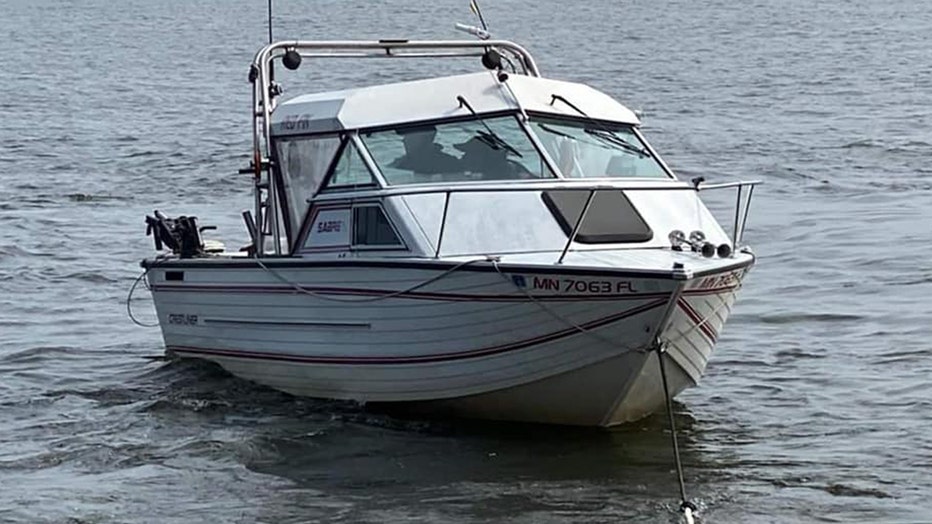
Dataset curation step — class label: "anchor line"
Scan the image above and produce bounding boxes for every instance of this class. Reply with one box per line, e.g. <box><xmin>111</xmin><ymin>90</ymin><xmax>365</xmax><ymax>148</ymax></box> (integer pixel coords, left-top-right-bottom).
<box><xmin>656</xmin><ymin>343</ymin><xmax>698</xmax><ymax>524</ymax></box>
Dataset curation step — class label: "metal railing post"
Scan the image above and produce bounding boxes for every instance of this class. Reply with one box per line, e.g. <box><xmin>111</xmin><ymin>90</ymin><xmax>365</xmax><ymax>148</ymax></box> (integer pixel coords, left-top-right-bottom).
<box><xmin>738</xmin><ymin>184</ymin><xmax>755</xmax><ymax>246</ymax></box>
<box><xmin>434</xmin><ymin>191</ymin><xmax>452</xmax><ymax>259</ymax></box>
<box><xmin>557</xmin><ymin>189</ymin><xmax>596</xmax><ymax>265</ymax></box>
<box><xmin>732</xmin><ymin>185</ymin><xmax>743</xmax><ymax>254</ymax></box>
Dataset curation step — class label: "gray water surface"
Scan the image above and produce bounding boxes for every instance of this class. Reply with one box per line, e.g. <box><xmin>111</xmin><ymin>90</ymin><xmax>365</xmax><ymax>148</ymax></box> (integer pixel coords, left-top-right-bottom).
<box><xmin>2</xmin><ymin>0</ymin><xmax>931</xmax><ymax>522</ymax></box>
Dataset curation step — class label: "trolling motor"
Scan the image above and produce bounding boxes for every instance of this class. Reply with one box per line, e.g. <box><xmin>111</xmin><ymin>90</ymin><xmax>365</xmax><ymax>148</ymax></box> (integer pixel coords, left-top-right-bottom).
<box><xmin>145</xmin><ymin>210</ymin><xmax>215</xmax><ymax>258</ymax></box>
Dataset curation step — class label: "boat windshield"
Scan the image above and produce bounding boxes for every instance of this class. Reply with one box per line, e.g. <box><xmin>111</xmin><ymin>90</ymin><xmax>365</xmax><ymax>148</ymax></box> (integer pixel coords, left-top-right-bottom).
<box><xmin>529</xmin><ymin>117</ymin><xmax>670</xmax><ymax>179</ymax></box>
<box><xmin>360</xmin><ymin>116</ymin><xmax>555</xmax><ymax>185</ymax></box>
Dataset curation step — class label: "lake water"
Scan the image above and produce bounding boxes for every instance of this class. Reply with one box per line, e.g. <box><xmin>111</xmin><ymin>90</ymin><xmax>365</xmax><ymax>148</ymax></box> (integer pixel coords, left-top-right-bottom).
<box><xmin>2</xmin><ymin>0</ymin><xmax>931</xmax><ymax>522</ymax></box>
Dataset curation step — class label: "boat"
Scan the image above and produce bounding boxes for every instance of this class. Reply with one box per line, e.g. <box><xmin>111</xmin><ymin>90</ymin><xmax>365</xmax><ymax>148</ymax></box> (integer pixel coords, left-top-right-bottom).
<box><xmin>139</xmin><ymin>31</ymin><xmax>759</xmax><ymax>427</ymax></box>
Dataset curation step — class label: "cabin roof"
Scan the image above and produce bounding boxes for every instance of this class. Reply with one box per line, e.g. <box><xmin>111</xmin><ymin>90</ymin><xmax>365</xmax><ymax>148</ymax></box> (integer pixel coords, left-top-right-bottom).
<box><xmin>270</xmin><ymin>72</ymin><xmax>640</xmax><ymax>136</ymax></box>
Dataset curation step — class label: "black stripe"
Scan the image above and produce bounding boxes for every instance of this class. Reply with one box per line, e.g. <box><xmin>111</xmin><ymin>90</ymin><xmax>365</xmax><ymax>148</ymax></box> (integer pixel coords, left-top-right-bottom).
<box><xmin>141</xmin><ymin>253</ymin><xmax>754</xmax><ymax>280</ymax></box>
<box><xmin>142</xmin><ymin>257</ymin><xmax>679</xmax><ymax>279</ymax></box>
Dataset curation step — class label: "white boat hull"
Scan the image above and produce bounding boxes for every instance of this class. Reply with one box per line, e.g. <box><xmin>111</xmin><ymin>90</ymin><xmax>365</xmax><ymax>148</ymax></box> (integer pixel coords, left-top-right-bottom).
<box><xmin>146</xmin><ymin>256</ymin><xmax>751</xmax><ymax>426</ymax></box>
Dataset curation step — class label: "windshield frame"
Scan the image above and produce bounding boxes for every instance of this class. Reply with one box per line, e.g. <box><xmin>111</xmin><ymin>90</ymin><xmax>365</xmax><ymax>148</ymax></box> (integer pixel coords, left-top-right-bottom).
<box><xmin>314</xmin><ymin>132</ymin><xmax>384</xmax><ymax>194</ymax></box>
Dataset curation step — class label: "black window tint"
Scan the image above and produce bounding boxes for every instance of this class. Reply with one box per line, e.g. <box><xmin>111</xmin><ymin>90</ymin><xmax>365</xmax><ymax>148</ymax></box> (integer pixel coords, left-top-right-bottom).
<box><xmin>353</xmin><ymin>206</ymin><xmax>402</xmax><ymax>246</ymax></box>
<box><xmin>542</xmin><ymin>190</ymin><xmax>653</xmax><ymax>243</ymax></box>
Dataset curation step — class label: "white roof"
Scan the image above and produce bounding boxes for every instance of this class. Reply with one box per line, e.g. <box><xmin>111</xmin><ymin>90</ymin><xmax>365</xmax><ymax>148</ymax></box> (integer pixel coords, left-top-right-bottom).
<box><xmin>270</xmin><ymin>72</ymin><xmax>640</xmax><ymax>135</ymax></box>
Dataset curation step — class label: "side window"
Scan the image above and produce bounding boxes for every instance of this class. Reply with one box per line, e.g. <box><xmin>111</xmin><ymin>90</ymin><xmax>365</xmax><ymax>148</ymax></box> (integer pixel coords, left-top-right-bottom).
<box><xmin>352</xmin><ymin>205</ymin><xmax>403</xmax><ymax>247</ymax></box>
<box><xmin>303</xmin><ymin>206</ymin><xmax>351</xmax><ymax>250</ymax></box>
<box><xmin>274</xmin><ymin>135</ymin><xmax>341</xmax><ymax>234</ymax></box>
<box><xmin>324</xmin><ymin>140</ymin><xmax>377</xmax><ymax>189</ymax></box>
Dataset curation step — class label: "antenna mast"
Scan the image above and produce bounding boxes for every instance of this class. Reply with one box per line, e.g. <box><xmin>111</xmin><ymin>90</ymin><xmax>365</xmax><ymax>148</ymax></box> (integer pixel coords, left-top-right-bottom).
<box><xmin>267</xmin><ymin>0</ymin><xmax>273</xmax><ymax>43</ymax></box>
<box><xmin>469</xmin><ymin>0</ymin><xmax>489</xmax><ymax>31</ymax></box>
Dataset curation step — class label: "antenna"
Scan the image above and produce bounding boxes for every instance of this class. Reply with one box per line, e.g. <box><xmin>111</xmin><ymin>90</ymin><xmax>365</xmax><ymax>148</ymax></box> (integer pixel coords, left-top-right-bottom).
<box><xmin>267</xmin><ymin>0</ymin><xmax>275</xmax><ymax>81</ymax></box>
<box><xmin>469</xmin><ymin>0</ymin><xmax>488</xmax><ymax>31</ymax></box>
<box><xmin>267</xmin><ymin>0</ymin><xmax>273</xmax><ymax>43</ymax></box>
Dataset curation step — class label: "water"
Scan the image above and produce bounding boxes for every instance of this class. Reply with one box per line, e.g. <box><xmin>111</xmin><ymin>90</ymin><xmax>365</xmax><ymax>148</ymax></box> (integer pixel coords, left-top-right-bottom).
<box><xmin>2</xmin><ymin>0</ymin><xmax>930</xmax><ymax>521</ymax></box>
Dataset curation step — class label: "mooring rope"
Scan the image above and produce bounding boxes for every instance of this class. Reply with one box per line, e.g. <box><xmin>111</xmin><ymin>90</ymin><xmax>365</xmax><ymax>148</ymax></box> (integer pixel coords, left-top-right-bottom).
<box><xmin>126</xmin><ymin>256</ymin><xmax>170</xmax><ymax>328</ymax></box>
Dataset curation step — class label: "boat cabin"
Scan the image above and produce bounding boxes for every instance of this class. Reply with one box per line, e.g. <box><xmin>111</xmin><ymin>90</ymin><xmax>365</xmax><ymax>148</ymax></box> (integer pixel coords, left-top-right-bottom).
<box><xmin>251</xmin><ymin>42</ymin><xmax>735</xmax><ymax>262</ymax></box>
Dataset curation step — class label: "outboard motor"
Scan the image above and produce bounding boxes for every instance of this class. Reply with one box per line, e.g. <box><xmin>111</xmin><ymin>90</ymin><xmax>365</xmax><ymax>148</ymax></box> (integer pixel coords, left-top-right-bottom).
<box><xmin>145</xmin><ymin>211</ymin><xmax>214</xmax><ymax>258</ymax></box>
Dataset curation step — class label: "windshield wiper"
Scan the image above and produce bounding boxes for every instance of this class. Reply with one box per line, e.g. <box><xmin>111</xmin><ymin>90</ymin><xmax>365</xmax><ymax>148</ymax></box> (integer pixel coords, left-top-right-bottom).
<box><xmin>456</xmin><ymin>95</ymin><xmax>523</xmax><ymax>157</ymax></box>
<box><xmin>550</xmin><ymin>94</ymin><xmax>650</xmax><ymax>157</ymax></box>
<box><xmin>584</xmin><ymin>128</ymin><xmax>649</xmax><ymax>157</ymax></box>
<box><xmin>536</xmin><ymin>121</ymin><xmax>575</xmax><ymax>140</ymax></box>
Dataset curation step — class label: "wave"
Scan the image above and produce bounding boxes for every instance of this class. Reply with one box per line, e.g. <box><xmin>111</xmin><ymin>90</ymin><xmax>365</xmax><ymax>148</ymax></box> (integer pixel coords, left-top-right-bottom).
<box><xmin>756</xmin><ymin>312</ymin><xmax>865</xmax><ymax>324</ymax></box>
<box><xmin>67</xmin><ymin>193</ymin><xmax>133</xmax><ymax>202</ymax></box>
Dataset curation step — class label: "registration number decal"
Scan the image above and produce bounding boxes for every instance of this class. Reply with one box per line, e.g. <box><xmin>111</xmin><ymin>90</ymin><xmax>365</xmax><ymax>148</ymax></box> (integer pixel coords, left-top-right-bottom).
<box><xmin>528</xmin><ymin>276</ymin><xmax>638</xmax><ymax>294</ymax></box>
<box><xmin>168</xmin><ymin>313</ymin><xmax>199</xmax><ymax>326</ymax></box>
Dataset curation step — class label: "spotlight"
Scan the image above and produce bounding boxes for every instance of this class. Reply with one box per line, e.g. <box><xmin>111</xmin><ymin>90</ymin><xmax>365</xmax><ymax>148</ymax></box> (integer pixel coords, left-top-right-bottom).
<box><xmin>669</xmin><ymin>230</ymin><xmax>686</xmax><ymax>251</ymax></box>
<box><xmin>688</xmin><ymin>230</ymin><xmax>705</xmax><ymax>247</ymax></box>
<box><xmin>481</xmin><ymin>49</ymin><xmax>502</xmax><ymax>70</ymax></box>
<box><xmin>282</xmin><ymin>48</ymin><xmax>302</xmax><ymax>70</ymax></box>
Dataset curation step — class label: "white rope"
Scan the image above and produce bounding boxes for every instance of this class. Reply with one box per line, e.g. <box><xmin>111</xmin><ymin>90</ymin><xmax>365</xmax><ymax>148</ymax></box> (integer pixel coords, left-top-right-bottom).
<box><xmin>126</xmin><ymin>255</ymin><xmax>170</xmax><ymax>328</ymax></box>
<box><xmin>254</xmin><ymin>256</ymin><xmax>487</xmax><ymax>303</ymax></box>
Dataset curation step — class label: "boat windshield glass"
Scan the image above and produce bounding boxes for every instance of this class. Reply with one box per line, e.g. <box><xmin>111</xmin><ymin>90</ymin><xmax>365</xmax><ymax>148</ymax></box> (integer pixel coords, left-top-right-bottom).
<box><xmin>274</xmin><ymin>134</ymin><xmax>342</xmax><ymax>233</ymax></box>
<box><xmin>529</xmin><ymin>117</ymin><xmax>670</xmax><ymax>179</ymax></box>
<box><xmin>360</xmin><ymin>116</ymin><xmax>555</xmax><ymax>185</ymax></box>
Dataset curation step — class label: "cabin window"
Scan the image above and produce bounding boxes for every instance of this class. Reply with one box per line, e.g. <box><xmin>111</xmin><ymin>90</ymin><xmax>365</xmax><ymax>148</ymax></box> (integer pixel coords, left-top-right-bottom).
<box><xmin>542</xmin><ymin>189</ymin><xmax>653</xmax><ymax>243</ymax></box>
<box><xmin>360</xmin><ymin>116</ymin><xmax>555</xmax><ymax>185</ymax></box>
<box><xmin>274</xmin><ymin>135</ymin><xmax>342</xmax><ymax>234</ymax></box>
<box><xmin>303</xmin><ymin>206</ymin><xmax>351</xmax><ymax>250</ymax></box>
<box><xmin>322</xmin><ymin>140</ymin><xmax>378</xmax><ymax>190</ymax></box>
<box><xmin>529</xmin><ymin>118</ymin><xmax>670</xmax><ymax>179</ymax></box>
<box><xmin>352</xmin><ymin>205</ymin><xmax>403</xmax><ymax>247</ymax></box>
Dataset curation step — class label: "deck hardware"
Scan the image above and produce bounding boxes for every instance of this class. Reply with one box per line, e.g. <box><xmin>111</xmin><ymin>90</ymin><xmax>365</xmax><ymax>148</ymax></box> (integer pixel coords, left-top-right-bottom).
<box><xmin>481</xmin><ymin>48</ymin><xmax>502</xmax><ymax>70</ymax></box>
<box><xmin>688</xmin><ymin>230</ymin><xmax>705</xmax><ymax>246</ymax></box>
<box><xmin>669</xmin><ymin>230</ymin><xmax>686</xmax><ymax>251</ymax></box>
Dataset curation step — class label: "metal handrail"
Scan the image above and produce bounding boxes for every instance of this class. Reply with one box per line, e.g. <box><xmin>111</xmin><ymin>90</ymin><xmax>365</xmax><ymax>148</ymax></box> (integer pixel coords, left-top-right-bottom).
<box><xmin>380</xmin><ymin>180</ymin><xmax>762</xmax><ymax>262</ymax></box>
<box><xmin>252</xmin><ymin>40</ymin><xmax>541</xmax><ymax>78</ymax></box>
<box><xmin>695</xmin><ymin>179</ymin><xmax>762</xmax><ymax>250</ymax></box>
<box><xmin>311</xmin><ymin>179</ymin><xmax>696</xmax><ymax>201</ymax></box>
